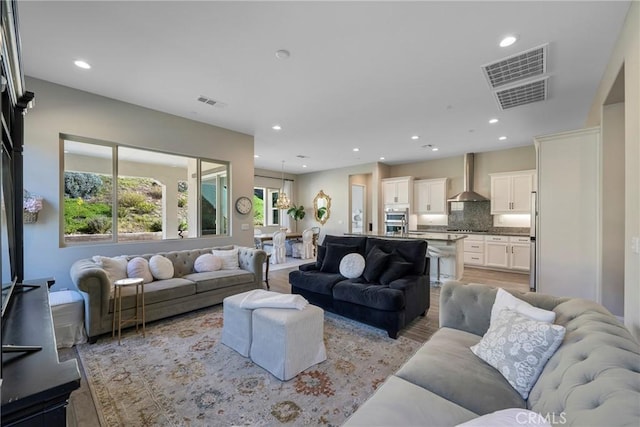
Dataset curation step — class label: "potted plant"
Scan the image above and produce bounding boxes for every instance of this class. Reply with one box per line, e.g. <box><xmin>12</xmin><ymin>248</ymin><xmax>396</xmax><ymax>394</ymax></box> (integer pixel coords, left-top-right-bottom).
<box><xmin>287</xmin><ymin>203</ymin><xmax>305</xmax><ymax>231</ymax></box>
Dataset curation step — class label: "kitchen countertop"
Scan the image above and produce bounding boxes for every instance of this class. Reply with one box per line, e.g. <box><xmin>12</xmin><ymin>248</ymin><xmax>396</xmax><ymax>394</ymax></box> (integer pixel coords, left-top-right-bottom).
<box><xmin>345</xmin><ymin>232</ymin><xmax>467</xmax><ymax>242</ymax></box>
<box><xmin>414</xmin><ymin>229</ymin><xmax>530</xmax><ymax>237</ymax></box>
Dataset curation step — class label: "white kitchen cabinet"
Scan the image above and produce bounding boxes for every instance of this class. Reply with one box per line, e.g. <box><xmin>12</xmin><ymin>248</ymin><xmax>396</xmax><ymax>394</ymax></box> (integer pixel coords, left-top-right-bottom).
<box><xmin>535</xmin><ymin>127</ymin><xmax>601</xmax><ymax>302</ymax></box>
<box><xmin>490</xmin><ymin>170</ymin><xmax>535</xmax><ymax>214</ymax></box>
<box><xmin>383</xmin><ymin>177</ymin><xmax>413</xmax><ymax>207</ymax></box>
<box><xmin>485</xmin><ymin>235</ymin><xmax>509</xmax><ymax>268</ymax></box>
<box><xmin>414</xmin><ymin>178</ymin><xmax>448</xmax><ymax>214</ymax></box>
<box><xmin>463</xmin><ymin>235</ymin><xmax>485</xmax><ymax>266</ymax></box>
<box><xmin>509</xmin><ymin>236</ymin><xmax>531</xmax><ymax>271</ymax></box>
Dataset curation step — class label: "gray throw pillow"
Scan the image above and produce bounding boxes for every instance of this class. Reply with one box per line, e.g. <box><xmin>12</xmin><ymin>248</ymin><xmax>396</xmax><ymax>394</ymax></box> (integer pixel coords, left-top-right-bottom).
<box><xmin>470</xmin><ymin>308</ymin><xmax>566</xmax><ymax>399</ymax></box>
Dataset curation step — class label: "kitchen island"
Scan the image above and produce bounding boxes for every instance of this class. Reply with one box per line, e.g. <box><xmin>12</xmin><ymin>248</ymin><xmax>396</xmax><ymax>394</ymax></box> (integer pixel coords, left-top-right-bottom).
<box><xmin>345</xmin><ymin>232</ymin><xmax>467</xmax><ymax>281</ymax></box>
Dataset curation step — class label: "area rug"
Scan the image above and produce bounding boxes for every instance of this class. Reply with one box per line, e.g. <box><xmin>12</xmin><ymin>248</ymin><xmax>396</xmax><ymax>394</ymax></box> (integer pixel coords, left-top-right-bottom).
<box><xmin>76</xmin><ymin>306</ymin><xmax>421</xmax><ymax>426</ymax></box>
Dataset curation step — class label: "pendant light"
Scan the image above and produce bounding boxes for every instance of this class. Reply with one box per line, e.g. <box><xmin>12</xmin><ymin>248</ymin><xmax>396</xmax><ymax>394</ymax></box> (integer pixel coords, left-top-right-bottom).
<box><xmin>275</xmin><ymin>160</ymin><xmax>291</xmax><ymax>209</ymax></box>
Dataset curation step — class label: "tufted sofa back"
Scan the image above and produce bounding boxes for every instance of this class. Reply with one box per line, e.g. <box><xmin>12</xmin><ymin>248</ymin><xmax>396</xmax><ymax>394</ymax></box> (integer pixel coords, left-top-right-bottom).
<box><xmin>440</xmin><ymin>282</ymin><xmax>640</xmax><ymax>425</ymax></box>
<box><xmin>129</xmin><ymin>246</ymin><xmax>234</xmax><ymax>277</ymax></box>
<box><xmin>527</xmin><ymin>298</ymin><xmax>640</xmax><ymax>426</ymax></box>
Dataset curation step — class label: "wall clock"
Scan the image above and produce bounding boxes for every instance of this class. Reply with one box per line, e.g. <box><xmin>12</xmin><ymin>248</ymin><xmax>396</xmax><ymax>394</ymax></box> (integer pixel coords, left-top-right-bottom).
<box><xmin>235</xmin><ymin>196</ymin><xmax>253</xmax><ymax>215</ymax></box>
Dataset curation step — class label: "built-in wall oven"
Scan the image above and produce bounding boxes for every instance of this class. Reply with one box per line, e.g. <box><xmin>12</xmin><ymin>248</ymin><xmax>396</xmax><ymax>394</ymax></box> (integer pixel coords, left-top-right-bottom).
<box><xmin>384</xmin><ymin>208</ymin><xmax>409</xmax><ymax>235</ymax></box>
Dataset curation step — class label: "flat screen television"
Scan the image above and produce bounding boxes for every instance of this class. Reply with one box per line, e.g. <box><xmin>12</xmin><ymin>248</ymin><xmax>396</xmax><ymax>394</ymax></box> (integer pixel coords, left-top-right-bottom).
<box><xmin>1</xmin><ymin>142</ymin><xmax>16</xmax><ymax>321</ymax></box>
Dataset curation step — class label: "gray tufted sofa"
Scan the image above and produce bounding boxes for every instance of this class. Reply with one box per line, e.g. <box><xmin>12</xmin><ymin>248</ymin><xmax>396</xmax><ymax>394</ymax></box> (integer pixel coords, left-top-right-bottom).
<box><xmin>345</xmin><ymin>282</ymin><xmax>640</xmax><ymax>426</ymax></box>
<box><xmin>70</xmin><ymin>246</ymin><xmax>266</xmax><ymax>342</ymax></box>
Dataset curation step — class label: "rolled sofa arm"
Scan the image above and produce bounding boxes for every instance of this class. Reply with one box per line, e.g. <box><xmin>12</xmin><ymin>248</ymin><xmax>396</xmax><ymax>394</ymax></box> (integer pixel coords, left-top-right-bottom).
<box><xmin>237</xmin><ymin>247</ymin><xmax>267</xmax><ymax>288</ymax></box>
<box><xmin>439</xmin><ymin>282</ymin><xmax>498</xmax><ymax>337</ymax></box>
<box><xmin>69</xmin><ymin>258</ymin><xmax>112</xmax><ymax>339</ymax></box>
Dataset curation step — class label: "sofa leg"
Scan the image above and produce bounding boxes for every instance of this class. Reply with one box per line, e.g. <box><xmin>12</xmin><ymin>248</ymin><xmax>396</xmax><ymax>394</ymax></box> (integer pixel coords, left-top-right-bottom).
<box><xmin>88</xmin><ymin>336</ymin><xmax>99</xmax><ymax>344</ymax></box>
<box><xmin>387</xmin><ymin>330</ymin><xmax>398</xmax><ymax>339</ymax></box>
<box><xmin>420</xmin><ymin>310</ymin><xmax>427</xmax><ymax>317</ymax></box>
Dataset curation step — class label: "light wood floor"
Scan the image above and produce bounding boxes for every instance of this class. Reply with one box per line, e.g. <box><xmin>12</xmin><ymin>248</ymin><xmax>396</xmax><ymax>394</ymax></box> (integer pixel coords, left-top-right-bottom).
<box><xmin>61</xmin><ymin>266</ymin><xmax>529</xmax><ymax>426</ymax></box>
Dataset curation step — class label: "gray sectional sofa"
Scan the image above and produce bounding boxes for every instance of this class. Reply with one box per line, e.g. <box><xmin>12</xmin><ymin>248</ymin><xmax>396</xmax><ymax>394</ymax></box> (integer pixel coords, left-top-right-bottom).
<box><xmin>345</xmin><ymin>282</ymin><xmax>640</xmax><ymax>426</ymax></box>
<box><xmin>70</xmin><ymin>246</ymin><xmax>266</xmax><ymax>342</ymax></box>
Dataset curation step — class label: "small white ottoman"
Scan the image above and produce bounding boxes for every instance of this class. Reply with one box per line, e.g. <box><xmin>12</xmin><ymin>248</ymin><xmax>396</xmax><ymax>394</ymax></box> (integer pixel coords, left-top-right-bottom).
<box><xmin>49</xmin><ymin>290</ymin><xmax>88</xmax><ymax>348</ymax></box>
<box><xmin>220</xmin><ymin>291</ymin><xmax>255</xmax><ymax>357</ymax></box>
<box><xmin>250</xmin><ymin>305</ymin><xmax>326</xmax><ymax>381</ymax></box>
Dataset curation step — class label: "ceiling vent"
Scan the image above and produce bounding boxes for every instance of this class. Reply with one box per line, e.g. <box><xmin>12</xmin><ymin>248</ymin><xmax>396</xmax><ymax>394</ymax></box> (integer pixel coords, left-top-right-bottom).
<box><xmin>482</xmin><ymin>44</ymin><xmax>548</xmax><ymax>89</ymax></box>
<box><xmin>494</xmin><ymin>77</ymin><xmax>548</xmax><ymax>110</ymax></box>
<box><xmin>197</xmin><ymin>95</ymin><xmax>226</xmax><ymax>108</ymax></box>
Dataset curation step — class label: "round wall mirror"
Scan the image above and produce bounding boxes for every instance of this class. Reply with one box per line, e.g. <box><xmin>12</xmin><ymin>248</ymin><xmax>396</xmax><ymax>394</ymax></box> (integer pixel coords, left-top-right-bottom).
<box><xmin>313</xmin><ymin>190</ymin><xmax>331</xmax><ymax>225</ymax></box>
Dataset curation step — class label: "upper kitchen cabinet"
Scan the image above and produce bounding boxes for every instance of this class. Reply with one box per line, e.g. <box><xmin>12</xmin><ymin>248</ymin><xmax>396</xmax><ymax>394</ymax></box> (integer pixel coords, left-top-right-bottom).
<box><xmin>490</xmin><ymin>170</ymin><xmax>536</xmax><ymax>214</ymax></box>
<box><xmin>383</xmin><ymin>177</ymin><xmax>413</xmax><ymax>208</ymax></box>
<box><xmin>414</xmin><ymin>178</ymin><xmax>448</xmax><ymax>214</ymax></box>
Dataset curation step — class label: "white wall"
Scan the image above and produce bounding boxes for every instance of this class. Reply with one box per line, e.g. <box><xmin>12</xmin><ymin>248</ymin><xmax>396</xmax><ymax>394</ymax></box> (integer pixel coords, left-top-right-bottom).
<box><xmin>23</xmin><ymin>78</ymin><xmax>255</xmax><ymax>290</ymax></box>
<box><xmin>586</xmin><ymin>2</ymin><xmax>639</xmax><ymax>339</ymax></box>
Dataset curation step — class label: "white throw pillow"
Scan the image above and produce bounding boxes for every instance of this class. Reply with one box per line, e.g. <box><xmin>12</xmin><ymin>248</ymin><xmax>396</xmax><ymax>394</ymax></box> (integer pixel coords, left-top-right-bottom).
<box><xmin>470</xmin><ymin>308</ymin><xmax>566</xmax><ymax>399</ymax></box>
<box><xmin>92</xmin><ymin>255</ymin><xmax>128</xmax><ymax>283</ymax></box>
<box><xmin>212</xmin><ymin>248</ymin><xmax>239</xmax><ymax>270</ymax></box>
<box><xmin>491</xmin><ymin>288</ymin><xmax>556</xmax><ymax>324</ymax></box>
<box><xmin>149</xmin><ymin>255</ymin><xmax>174</xmax><ymax>280</ymax></box>
<box><xmin>339</xmin><ymin>253</ymin><xmax>365</xmax><ymax>279</ymax></box>
<box><xmin>127</xmin><ymin>257</ymin><xmax>154</xmax><ymax>284</ymax></box>
<box><xmin>194</xmin><ymin>254</ymin><xmax>222</xmax><ymax>272</ymax></box>
<box><xmin>456</xmin><ymin>408</ymin><xmax>552</xmax><ymax>427</ymax></box>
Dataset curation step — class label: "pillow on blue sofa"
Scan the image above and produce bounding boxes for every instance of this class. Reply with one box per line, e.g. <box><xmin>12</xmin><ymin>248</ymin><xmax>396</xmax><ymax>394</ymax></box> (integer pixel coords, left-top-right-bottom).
<box><xmin>316</xmin><ymin>245</ymin><xmax>327</xmax><ymax>269</ymax></box>
<box><xmin>339</xmin><ymin>253</ymin><xmax>366</xmax><ymax>279</ymax></box>
<box><xmin>321</xmin><ymin>244</ymin><xmax>359</xmax><ymax>274</ymax></box>
<box><xmin>362</xmin><ymin>246</ymin><xmax>391</xmax><ymax>283</ymax></box>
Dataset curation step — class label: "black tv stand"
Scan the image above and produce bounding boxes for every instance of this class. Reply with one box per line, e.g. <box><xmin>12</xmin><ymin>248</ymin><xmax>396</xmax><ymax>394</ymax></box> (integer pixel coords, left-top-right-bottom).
<box><xmin>2</xmin><ymin>344</ymin><xmax>42</xmax><ymax>353</ymax></box>
<box><xmin>2</xmin><ymin>279</ymin><xmax>80</xmax><ymax>426</ymax></box>
<box><xmin>13</xmin><ymin>283</ymin><xmax>41</xmax><ymax>291</ymax></box>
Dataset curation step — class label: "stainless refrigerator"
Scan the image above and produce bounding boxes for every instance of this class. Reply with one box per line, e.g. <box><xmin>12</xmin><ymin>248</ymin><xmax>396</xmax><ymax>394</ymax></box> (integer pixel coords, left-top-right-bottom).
<box><xmin>529</xmin><ymin>191</ymin><xmax>537</xmax><ymax>292</ymax></box>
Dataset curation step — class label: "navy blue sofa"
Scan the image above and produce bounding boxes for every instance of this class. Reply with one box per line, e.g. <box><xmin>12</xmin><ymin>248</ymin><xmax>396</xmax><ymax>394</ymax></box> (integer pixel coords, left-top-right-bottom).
<box><xmin>289</xmin><ymin>235</ymin><xmax>429</xmax><ymax>338</ymax></box>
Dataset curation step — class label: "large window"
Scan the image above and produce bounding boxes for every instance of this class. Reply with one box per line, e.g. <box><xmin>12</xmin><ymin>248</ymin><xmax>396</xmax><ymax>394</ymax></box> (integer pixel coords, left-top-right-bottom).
<box><xmin>253</xmin><ymin>187</ymin><xmax>280</xmax><ymax>226</ymax></box>
<box><xmin>61</xmin><ymin>135</ymin><xmax>229</xmax><ymax>245</ymax></box>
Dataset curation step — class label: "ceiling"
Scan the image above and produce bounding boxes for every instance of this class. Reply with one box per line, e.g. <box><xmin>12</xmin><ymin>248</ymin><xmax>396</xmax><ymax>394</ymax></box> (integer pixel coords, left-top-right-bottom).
<box><xmin>18</xmin><ymin>1</ymin><xmax>630</xmax><ymax>174</ymax></box>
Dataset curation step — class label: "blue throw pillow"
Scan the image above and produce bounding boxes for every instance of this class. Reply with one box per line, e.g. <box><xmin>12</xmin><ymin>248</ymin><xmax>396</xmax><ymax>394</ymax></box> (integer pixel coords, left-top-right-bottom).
<box><xmin>362</xmin><ymin>246</ymin><xmax>391</xmax><ymax>283</ymax></box>
<box><xmin>320</xmin><ymin>244</ymin><xmax>359</xmax><ymax>274</ymax></box>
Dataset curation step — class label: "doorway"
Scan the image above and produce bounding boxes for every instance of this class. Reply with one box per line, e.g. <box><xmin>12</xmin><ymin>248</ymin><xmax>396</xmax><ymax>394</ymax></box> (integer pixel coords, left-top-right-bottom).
<box><xmin>350</xmin><ymin>184</ymin><xmax>365</xmax><ymax>233</ymax></box>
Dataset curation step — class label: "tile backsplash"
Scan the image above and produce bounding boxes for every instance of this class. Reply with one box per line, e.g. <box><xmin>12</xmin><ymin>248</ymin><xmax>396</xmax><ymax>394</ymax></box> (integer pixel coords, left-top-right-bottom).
<box><xmin>448</xmin><ymin>201</ymin><xmax>492</xmax><ymax>231</ymax></box>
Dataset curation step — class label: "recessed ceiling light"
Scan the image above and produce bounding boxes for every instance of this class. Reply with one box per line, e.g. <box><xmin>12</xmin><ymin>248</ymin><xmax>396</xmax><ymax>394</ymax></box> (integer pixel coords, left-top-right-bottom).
<box><xmin>432</xmin><ymin>147</ymin><xmax>439</xmax><ymax>152</ymax></box>
<box><xmin>499</xmin><ymin>35</ymin><xmax>517</xmax><ymax>48</ymax></box>
<box><xmin>74</xmin><ymin>60</ymin><xmax>91</xmax><ymax>69</ymax></box>
<box><xmin>302</xmin><ymin>165</ymin><xmax>307</xmax><ymax>168</ymax></box>
<box><xmin>379</xmin><ymin>156</ymin><xmax>385</xmax><ymax>160</ymax></box>
<box><xmin>489</xmin><ymin>118</ymin><xmax>499</xmax><ymax>124</ymax></box>
<box><xmin>353</xmin><ymin>148</ymin><xmax>359</xmax><ymax>152</ymax></box>
<box><xmin>272</xmin><ymin>125</ymin><xmax>282</xmax><ymax>131</ymax></box>
<box><xmin>411</xmin><ymin>135</ymin><xmax>420</xmax><ymax>140</ymax></box>
<box><xmin>275</xmin><ymin>49</ymin><xmax>290</xmax><ymax>60</ymax></box>
<box><xmin>499</xmin><ymin>136</ymin><xmax>507</xmax><ymax>141</ymax></box>
<box><xmin>254</xmin><ymin>155</ymin><xmax>259</xmax><ymax>158</ymax></box>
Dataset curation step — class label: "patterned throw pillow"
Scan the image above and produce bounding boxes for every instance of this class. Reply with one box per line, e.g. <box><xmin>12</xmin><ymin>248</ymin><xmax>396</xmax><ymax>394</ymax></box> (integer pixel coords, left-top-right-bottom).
<box><xmin>470</xmin><ymin>308</ymin><xmax>566</xmax><ymax>399</ymax></box>
<box><xmin>339</xmin><ymin>253</ymin><xmax>366</xmax><ymax>279</ymax></box>
<box><xmin>212</xmin><ymin>248</ymin><xmax>239</xmax><ymax>270</ymax></box>
<box><xmin>149</xmin><ymin>255</ymin><xmax>175</xmax><ymax>280</ymax></box>
<box><xmin>194</xmin><ymin>254</ymin><xmax>222</xmax><ymax>272</ymax></box>
<box><xmin>127</xmin><ymin>257</ymin><xmax>154</xmax><ymax>283</ymax></box>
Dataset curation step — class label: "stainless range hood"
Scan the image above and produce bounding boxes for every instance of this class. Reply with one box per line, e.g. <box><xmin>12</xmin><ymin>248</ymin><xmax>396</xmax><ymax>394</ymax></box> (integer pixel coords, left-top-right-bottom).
<box><xmin>448</xmin><ymin>153</ymin><xmax>489</xmax><ymax>202</ymax></box>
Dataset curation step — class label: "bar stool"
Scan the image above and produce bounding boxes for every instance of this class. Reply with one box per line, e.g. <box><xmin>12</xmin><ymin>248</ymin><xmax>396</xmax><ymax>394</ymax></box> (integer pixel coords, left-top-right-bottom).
<box><xmin>427</xmin><ymin>246</ymin><xmax>455</xmax><ymax>287</ymax></box>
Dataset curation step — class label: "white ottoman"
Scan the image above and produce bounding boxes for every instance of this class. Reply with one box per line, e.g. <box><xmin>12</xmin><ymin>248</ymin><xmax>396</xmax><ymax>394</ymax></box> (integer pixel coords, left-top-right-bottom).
<box><xmin>250</xmin><ymin>305</ymin><xmax>326</xmax><ymax>381</ymax></box>
<box><xmin>49</xmin><ymin>290</ymin><xmax>87</xmax><ymax>348</ymax></box>
<box><xmin>221</xmin><ymin>291</ymin><xmax>255</xmax><ymax>357</ymax></box>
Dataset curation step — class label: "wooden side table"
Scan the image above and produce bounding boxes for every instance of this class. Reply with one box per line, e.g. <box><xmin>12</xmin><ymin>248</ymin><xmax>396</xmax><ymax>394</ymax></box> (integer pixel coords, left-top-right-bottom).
<box><xmin>112</xmin><ymin>278</ymin><xmax>146</xmax><ymax>345</ymax></box>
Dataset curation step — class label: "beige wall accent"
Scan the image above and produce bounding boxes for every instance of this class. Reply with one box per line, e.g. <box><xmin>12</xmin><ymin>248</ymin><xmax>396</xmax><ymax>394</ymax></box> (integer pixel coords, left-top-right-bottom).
<box><xmin>586</xmin><ymin>2</ymin><xmax>639</xmax><ymax>339</ymax></box>
<box><xmin>23</xmin><ymin>77</ymin><xmax>255</xmax><ymax>288</ymax></box>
